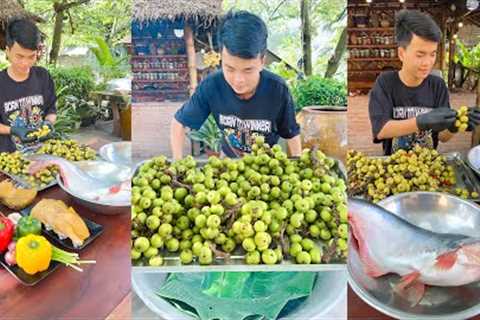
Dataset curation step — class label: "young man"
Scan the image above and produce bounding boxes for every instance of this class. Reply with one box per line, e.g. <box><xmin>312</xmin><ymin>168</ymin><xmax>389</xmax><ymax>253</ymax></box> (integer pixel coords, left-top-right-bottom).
<box><xmin>0</xmin><ymin>18</ymin><xmax>56</xmax><ymax>153</ymax></box>
<box><xmin>369</xmin><ymin>9</ymin><xmax>480</xmax><ymax>155</ymax></box>
<box><xmin>171</xmin><ymin>11</ymin><xmax>301</xmax><ymax>159</ymax></box>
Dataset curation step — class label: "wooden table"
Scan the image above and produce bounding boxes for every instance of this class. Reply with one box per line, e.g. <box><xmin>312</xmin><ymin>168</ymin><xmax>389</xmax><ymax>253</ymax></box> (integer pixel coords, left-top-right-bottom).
<box><xmin>348</xmin><ymin>285</ymin><xmax>480</xmax><ymax>319</ymax></box>
<box><xmin>91</xmin><ymin>91</ymin><xmax>129</xmax><ymax>138</ymax></box>
<box><xmin>0</xmin><ymin>183</ymin><xmax>131</xmax><ymax>320</ymax></box>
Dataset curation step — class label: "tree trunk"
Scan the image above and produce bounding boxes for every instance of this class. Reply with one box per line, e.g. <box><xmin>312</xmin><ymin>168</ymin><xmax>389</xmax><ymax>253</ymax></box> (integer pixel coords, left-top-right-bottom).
<box><xmin>301</xmin><ymin>0</ymin><xmax>312</xmax><ymax>76</ymax></box>
<box><xmin>184</xmin><ymin>25</ymin><xmax>197</xmax><ymax>95</ymax></box>
<box><xmin>476</xmin><ymin>76</ymin><xmax>480</xmax><ymax>106</ymax></box>
<box><xmin>325</xmin><ymin>26</ymin><xmax>347</xmax><ymax>79</ymax></box>
<box><xmin>447</xmin><ymin>27</ymin><xmax>457</xmax><ymax>89</ymax></box>
<box><xmin>49</xmin><ymin>4</ymin><xmax>65</xmax><ymax>65</ymax></box>
<box><xmin>49</xmin><ymin>0</ymin><xmax>91</xmax><ymax>65</ymax></box>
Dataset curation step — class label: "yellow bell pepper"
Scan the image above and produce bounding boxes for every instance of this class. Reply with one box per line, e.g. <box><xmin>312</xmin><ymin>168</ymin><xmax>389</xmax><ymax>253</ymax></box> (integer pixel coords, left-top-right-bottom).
<box><xmin>16</xmin><ymin>234</ymin><xmax>52</xmax><ymax>275</ymax></box>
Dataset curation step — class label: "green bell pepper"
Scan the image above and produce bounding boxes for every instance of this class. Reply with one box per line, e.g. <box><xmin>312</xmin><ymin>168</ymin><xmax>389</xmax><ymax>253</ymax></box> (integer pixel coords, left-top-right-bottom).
<box><xmin>16</xmin><ymin>216</ymin><xmax>42</xmax><ymax>239</ymax></box>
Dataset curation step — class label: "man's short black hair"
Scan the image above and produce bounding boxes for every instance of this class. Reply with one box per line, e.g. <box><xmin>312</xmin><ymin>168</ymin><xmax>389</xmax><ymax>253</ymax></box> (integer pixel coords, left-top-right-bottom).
<box><xmin>395</xmin><ymin>9</ymin><xmax>441</xmax><ymax>48</ymax></box>
<box><xmin>218</xmin><ymin>10</ymin><xmax>268</xmax><ymax>59</ymax></box>
<box><xmin>6</xmin><ymin>18</ymin><xmax>41</xmax><ymax>51</ymax></box>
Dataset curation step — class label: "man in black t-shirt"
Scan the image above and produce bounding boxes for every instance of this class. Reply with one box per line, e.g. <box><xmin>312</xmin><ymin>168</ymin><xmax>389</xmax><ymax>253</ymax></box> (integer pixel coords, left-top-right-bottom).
<box><xmin>171</xmin><ymin>11</ymin><xmax>301</xmax><ymax>159</ymax></box>
<box><xmin>0</xmin><ymin>18</ymin><xmax>56</xmax><ymax>153</ymax></box>
<box><xmin>368</xmin><ymin>10</ymin><xmax>480</xmax><ymax>155</ymax></box>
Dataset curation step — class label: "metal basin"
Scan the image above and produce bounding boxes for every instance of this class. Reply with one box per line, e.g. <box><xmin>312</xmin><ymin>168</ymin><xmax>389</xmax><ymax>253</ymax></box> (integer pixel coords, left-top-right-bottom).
<box><xmin>99</xmin><ymin>142</ymin><xmax>132</xmax><ymax>167</ymax></box>
<box><xmin>467</xmin><ymin>145</ymin><xmax>480</xmax><ymax>178</ymax></box>
<box><xmin>132</xmin><ymin>270</ymin><xmax>347</xmax><ymax>320</ymax></box>
<box><xmin>57</xmin><ymin>160</ymin><xmax>131</xmax><ymax>215</ymax></box>
<box><xmin>348</xmin><ymin>192</ymin><xmax>480</xmax><ymax>319</ymax></box>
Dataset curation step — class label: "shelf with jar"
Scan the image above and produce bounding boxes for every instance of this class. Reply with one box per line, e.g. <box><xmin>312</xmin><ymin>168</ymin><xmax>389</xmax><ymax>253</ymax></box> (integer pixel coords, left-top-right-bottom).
<box><xmin>131</xmin><ymin>54</ymin><xmax>188</xmax><ymax>59</ymax></box>
<box><xmin>349</xmin><ymin>48</ymin><xmax>398</xmax><ymax>59</ymax></box>
<box><xmin>349</xmin><ymin>32</ymin><xmax>395</xmax><ymax>46</ymax></box>
<box><xmin>348</xmin><ymin>44</ymin><xmax>396</xmax><ymax>49</ymax></box>
<box><xmin>131</xmin><ymin>57</ymin><xmax>188</xmax><ymax>70</ymax></box>
<box><xmin>348</xmin><ymin>27</ymin><xmax>394</xmax><ymax>32</ymax></box>
<box><xmin>132</xmin><ymin>68</ymin><xmax>189</xmax><ymax>72</ymax></box>
<box><xmin>133</xmin><ymin>37</ymin><xmax>186</xmax><ymax>56</ymax></box>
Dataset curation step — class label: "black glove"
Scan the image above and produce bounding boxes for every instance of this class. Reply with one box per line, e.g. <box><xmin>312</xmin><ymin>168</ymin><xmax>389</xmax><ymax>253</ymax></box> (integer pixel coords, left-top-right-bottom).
<box><xmin>467</xmin><ymin>107</ymin><xmax>480</xmax><ymax>131</ymax></box>
<box><xmin>10</xmin><ymin>125</ymin><xmax>35</xmax><ymax>143</ymax></box>
<box><xmin>416</xmin><ymin>108</ymin><xmax>457</xmax><ymax>132</ymax></box>
<box><xmin>38</xmin><ymin>120</ymin><xmax>55</xmax><ymax>141</ymax></box>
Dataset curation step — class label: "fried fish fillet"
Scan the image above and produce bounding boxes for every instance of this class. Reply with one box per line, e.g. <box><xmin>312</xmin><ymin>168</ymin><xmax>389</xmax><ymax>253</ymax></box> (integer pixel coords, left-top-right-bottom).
<box><xmin>0</xmin><ymin>180</ymin><xmax>37</xmax><ymax>210</ymax></box>
<box><xmin>31</xmin><ymin>199</ymin><xmax>90</xmax><ymax>247</ymax></box>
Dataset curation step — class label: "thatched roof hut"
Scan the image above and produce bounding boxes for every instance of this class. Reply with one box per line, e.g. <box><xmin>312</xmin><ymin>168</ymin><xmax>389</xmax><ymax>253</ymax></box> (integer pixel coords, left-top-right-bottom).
<box><xmin>0</xmin><ymin>0</ymin><xmax>31</xmax><ymax>49</ymax></box>
<box><xmin>133</xmin><ymin>0</ymin><xmax>223</xmax><ymax>94</ymax></box>
<box><xmin>133</xmin><ymin>0</ymin><xmax>222</xmax><ymax>27</ymax></box>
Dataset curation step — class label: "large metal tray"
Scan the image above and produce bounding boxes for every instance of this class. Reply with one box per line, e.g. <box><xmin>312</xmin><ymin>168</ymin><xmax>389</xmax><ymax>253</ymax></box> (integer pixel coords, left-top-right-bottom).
<box><xmin>467</xmin><ymin>145</ymin><xmax>480</xmax><ymax>178</ymax></box>
<box><xmin>348</xmin><ymin>192</ymin><xmax>480</xmax><ymax>319</ymax></box>
<box><xmin>0</xmin><ymin>168</ymin><xmax>57</xmax><ymax>192</ymax></box>
<box><xmin>132</xmin><ymin>157</ymin><xmax>347</xmax><ymax>272</ymax></box>
<box><xmin>358</xmin><ymin>152</ymin><xmax>480</xmax><ymax>202</ymax></box>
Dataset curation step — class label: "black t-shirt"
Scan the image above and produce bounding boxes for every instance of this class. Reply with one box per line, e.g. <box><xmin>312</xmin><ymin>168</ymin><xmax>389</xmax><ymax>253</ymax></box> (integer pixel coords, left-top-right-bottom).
<box><xmin>175</xmin><ymin>69</ymin><xmax>300</xmax><ymax>158</ymax></box>
<box><xmin>368</xmin><ymin>71</ymin><xmax>450</xmax><ymax>155</ymax></box>
<box><xmin>0</xmin><ymin>66</ymin><xmax>57</xmax><ymax>152</ymax></box>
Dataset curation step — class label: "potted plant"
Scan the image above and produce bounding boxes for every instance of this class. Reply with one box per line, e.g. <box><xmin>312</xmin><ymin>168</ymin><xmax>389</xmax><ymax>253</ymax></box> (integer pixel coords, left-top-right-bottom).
<box><xmin>187</xmin><ymin>115</ymin><xmax>222</xmax><ymax>156</ymax></box>
<box><xmin>293</xmin><ymin>76</ymin><xmax>348</xmax><ymax>161</ymax></box>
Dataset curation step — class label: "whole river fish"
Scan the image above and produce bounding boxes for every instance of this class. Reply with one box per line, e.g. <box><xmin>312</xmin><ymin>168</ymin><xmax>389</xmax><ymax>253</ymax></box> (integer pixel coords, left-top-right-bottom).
<box><xmin>349</xmin><ymin>197</ymin><xmax>480</xmax><ymax>305</ymax></box>
<box><xmin>28</xmin><ymin>154</ymin><xmax>130</xmax><ymax>205</ymax></box>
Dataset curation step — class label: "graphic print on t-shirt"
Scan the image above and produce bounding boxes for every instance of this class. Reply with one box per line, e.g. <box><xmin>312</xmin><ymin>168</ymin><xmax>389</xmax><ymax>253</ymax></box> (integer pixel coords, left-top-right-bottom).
<box><xmin>219</xmin><ymin>114</ymin><xmax>271</xmax><ymax>156</ymax></box>
<box><xmin>391</xmin><ymin>105</ymin><xmax>434</xmax><ymax>153</ymax></box>
<box><xmin>3</xmin><ymin>95</ymin><xmax>44</xmax><ymax>150</ymax></box>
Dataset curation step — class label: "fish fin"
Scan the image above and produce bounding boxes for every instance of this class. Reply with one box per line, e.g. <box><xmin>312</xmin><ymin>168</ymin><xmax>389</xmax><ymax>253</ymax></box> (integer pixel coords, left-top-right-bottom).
<box><xmin>396</xmin><ymin>271</ymin><xmax>421</xmax><ymax>291</ymax></box>
<box><xmin>404</xmin><ymin>282</ymin><xmax>426</xmax><ymax>307</ymax></box>
<box><xmin>435</xmin><ymin>250</ymin><xmax>457</xmax><ymax>270</ymax></box>
<box><xmin>109</xmin><ymin>184</ymin><xmax>121</xmax><ymax>194</ymax></box>
<box><xmin>394</xmin><ymin>272</ymin><xmax>425</xmax><ymax>306</ymax></box>
<box><xmin>349</xmin><ymin>211</ymin><xmax>387</xmax><ymax>277</ymax></box>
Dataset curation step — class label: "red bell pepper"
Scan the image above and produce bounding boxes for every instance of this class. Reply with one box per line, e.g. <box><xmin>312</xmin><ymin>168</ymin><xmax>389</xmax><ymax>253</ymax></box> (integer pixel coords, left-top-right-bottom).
<box><xmin>0</xmin><ymin>216</ymin><xmax>14</xmax><ymax>253</ymax></box>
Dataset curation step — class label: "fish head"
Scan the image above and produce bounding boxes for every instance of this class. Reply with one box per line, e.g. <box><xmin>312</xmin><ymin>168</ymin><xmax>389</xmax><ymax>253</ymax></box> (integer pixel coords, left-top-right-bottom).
<box><xmin>348</xmin><ymin>199</ymin><xmax>390</xmax><ymax>277</ymax></box>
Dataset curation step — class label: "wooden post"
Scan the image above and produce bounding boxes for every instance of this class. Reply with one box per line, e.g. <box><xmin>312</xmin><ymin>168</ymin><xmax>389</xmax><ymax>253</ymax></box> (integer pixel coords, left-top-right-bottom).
<box><xmin>439</xmin><ymin>12</ymin><xmax>446</xmax><ymax>73</ymax></box>
<box><xmin>184</xmin><ymin>24</ymin><xmax>197</xmax><ymax>96</ymax></box>
<box><xmin>447</xmin><ymin>25</ymin><xmax>457</xmax><ymax>89</ymax></box>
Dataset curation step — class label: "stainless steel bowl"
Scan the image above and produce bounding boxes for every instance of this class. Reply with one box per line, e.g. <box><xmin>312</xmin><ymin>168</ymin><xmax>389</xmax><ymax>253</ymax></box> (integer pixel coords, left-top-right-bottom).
<box><xmin>57</xmin><ymin>160</ymin><xmax>131</xmax><ymax>215</ymax></box>
<box><xmin>99</xmin><ymin>142</ymin><xmax>132</xmax><ymax>167</ymax></box>
<box><xmin>467</xmin><ymin>145</ymin><xmax>480</xmax><ymax>177</ymax></box>
<box><xmin>132</xmin><ymin>270</ymin><xmax>347</xmax><ymax>320</ymax></box>
<box><xmin>348</xmin><ymin>192</ymin><xmax>480</xmax><ymax>319</ymax></box>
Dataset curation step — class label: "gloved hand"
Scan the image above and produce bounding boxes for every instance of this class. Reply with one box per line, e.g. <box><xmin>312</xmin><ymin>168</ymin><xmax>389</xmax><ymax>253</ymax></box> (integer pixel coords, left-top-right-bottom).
<box><xmin>416</xmin><ymin>108</ymin><xmax>457</xmax><ymax>132</ymax></box>
<box><xmin>467</xmin><ymin>106</ymin><xmax>480</xmax><ymax>131</ymax></box>
<box><xmin>10</xmin><ymin>125</ymin><xmax>35</xmax><ymax>143</ymax></box>
<box><xmin>38</xmin><ymin>120</ymin><xmax>55</xmax><ymax>142</ymax></box>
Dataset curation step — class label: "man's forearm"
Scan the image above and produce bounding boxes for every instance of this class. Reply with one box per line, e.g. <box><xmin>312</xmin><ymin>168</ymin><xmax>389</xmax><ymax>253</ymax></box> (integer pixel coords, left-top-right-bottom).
<box><xmin>438</xmin><ymin>130</ymin><xmax>453</xmax><ymax>142</ymax></box>
<box><xmin>286</xmin><ymin>135</ymin><xmax>302</xmax><ymax>157</ymax></box>
<box><xmin>0</xmin><ymin>124</ymin><xmax>11</xmax><ymax>135</ymax></box>
<box><xmin>171</xmin><ymin>118</ymin><xmax>186</xmax><ymax>160</ymax></box>
<box><xmin>377</xmin><ymin>118</ymin><xmax>419</xmax><ymax>140</ymax></box>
